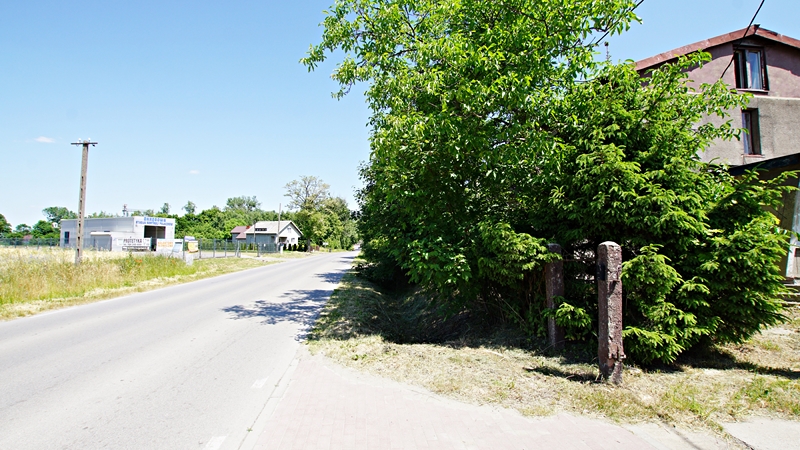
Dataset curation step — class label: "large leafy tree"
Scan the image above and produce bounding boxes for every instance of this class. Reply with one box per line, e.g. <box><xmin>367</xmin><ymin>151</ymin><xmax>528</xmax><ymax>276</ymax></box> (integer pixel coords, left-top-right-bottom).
<box><xmin>183</xmin><ymin>201</ymin><xmax>197</xmax><ymax>215</ymax></box>
<box><xmin>284</xmin><ymin>176</ymin><xmax>331</xmax><ymax>211</ymax></box>
<box><xmin>88</xmin><ymin>211</ymin><xmax>116</xmax><ymax>218</ymax></box>
<box><xmin>226</xmin><ymin>196</ymin><xmax>261</xmax><ymax>212</ymax></box>
<box><xmin>32</xmin><ymin>220</ymin><xmax>59</xmax><ymax>238</ymax></box>
<box><xmin>42</xmin><ymin>206</ymin><xmax>77</xmax><ymax>224</ymax></box>
<box><xmin>304</xmin><ymin>0</ymin><xmax>790</xmax><ymax>363</ymax></box>
<box><xmin>0</xmin><ymin>213</ymin><xmax>11</xmax><ymax>235</ymax></box>
<box><xmin>283</xmin><ymin>176</ymin><xmax>359</xmax><ymax>248</ymax></box>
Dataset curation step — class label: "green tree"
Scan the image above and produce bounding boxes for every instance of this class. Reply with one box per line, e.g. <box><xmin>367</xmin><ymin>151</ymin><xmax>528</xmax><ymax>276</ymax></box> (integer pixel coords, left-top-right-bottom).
<box><xmin>320</xmin><ymin>197</ymin><xmax>359</xmax><ymax>249</ymax></box>
<box><xmin>0</xmin><ymin>213</ymin><xmax>11</xmax><ymax>235</ymax></box>
<box><xmin>294</xmin><ymin>209</ymin><xmax>329</xmax><ymax>245</ymax></box>
<box><xmin>181</xmin><ymin>206</ymin><xmax>229</xmax><ymax>239</ymax></box>
<box><xmin>88</xmin><ymin>211</ymin><xmax>116</xmax><ymax>218</ymax></box>
<box><xmin>305</xmin><ymin>0</ymin><xmax>788</xmax><ymax>363</ymax></box>
<box><xmin>225</xmin><ymin>196</ymin><xmax>261</xmax><ymax>212</ymax></box>
<box><xmin>183</xmin><ymin>201</ymin><xmax>197</xmax><ymax>215</ymax></box>
<box><xmin>323</xmin><ymin>197</ymin><xmax>351</xmax><ymax>224</ymax></box>
<box><xmin>284</xmin><ymin>176</ymin><xmax>330</xmax><ymax>211</ymax></box>
<box><xmin>42</xmin><ymin>206</ymin><xmax>77</xmax><ymax>224</ymax></box>
<box><xmin>160</xmin><ymin>203</ymin><xmax>171</xmax><ymax>215</ymax></box>
<box><xmin>14</xmin><ymin>224</ymin><xmax>31</xmax><ymax>235</ymax></box>
<box><xmin>32</xmin><ymin>220</ymin><xmax>59</xmax><ymax>238</ymax></box>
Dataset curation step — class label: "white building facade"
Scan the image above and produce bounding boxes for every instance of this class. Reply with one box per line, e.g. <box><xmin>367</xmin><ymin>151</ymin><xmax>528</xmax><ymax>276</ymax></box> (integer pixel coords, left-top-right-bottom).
<box><xmin>236</xmin><ymin>221</ymin><xmax>303</xmax><ymax>246</ymax></box>
<box><xmin>60</xmin><ymin>216</ymin><xmax>176</xmax><ymax>251</ymax></box>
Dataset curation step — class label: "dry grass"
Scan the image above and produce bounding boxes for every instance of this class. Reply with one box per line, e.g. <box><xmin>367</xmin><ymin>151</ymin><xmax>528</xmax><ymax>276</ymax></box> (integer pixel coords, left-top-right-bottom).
<box><xmin>308</xmin><ymin>267</ymin><xmax>800</xmax><ymax>437</ymax></box>
<box><xmin>0</xmin><ymin>247</ymin><xmax>276</xmax><ymax>320</ymax></box>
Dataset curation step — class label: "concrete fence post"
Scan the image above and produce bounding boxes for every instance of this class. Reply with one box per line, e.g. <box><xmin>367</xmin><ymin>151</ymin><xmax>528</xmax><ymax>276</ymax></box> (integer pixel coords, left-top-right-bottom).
<box><xmin>546</xmin><ymin>243</ymin><xmax>566</xmax><ymax>351</ymax></box>
<box><xmin>597</xmin><ymin>241</ymin><xmax>625</xmax><ymax>384</ymax></box>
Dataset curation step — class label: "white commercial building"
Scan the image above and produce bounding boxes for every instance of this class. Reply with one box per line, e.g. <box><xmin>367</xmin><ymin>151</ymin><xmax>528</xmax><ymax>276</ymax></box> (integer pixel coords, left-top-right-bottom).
<box><xmin>60</xmin><ymin>216</ymin><xmax>176</xmax><ymax>251</ymax></box>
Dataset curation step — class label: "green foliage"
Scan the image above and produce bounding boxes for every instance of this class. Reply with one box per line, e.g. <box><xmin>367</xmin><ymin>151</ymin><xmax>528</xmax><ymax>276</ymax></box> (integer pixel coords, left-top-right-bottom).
<box><xmin>183</xmin><ymin>201</ymin><xmax>197</xmax><ymax>215</ymax></box>
<box><xmin>477</xmin><ymin>222</ymin><xmax>555</xmax><ymax>285</ymax></box>
<box><xmin>88</xmin><ymin>211</ymin><xmax>117</xmax><ymax>218</ymax></box>
<box><xmin>283</xmin><ymin>176</ymin><xmax>359</xmax><ymax>248</ymax></box>
<box><xmin>42</xmin><ymin>206</ymin><xmax>77</xmax><ymax>224</ymax></box>
<box><xmin>306</xmin><ymin>0</ymin><xmax>790</xmax><ymax>363</ymax></box>
<box><xmin>550</xmin><ymin>301</ymin><xmax>594</xmax><ymax>341</ymax></box>
<box><xmin>31</xmin><ymin>220</ymin><xmax>59</xmax><ymax>239</ymax></box>
<box><xmin>226</xmin><ymin>195</ymin><xmax>261</xmax><ymax>212</ymax></box>
<box><xmin>0</xmin><ymin>213</ymin><xmax>11</xmax><ymax>235</ymax></box>
<box><xmin>284</xmin><ymin>176</ymin><xmax>330</xmax><ymax>211</ymax></box>
<box><xmin>14</xmin><ymin>224</ymin><xmax>31</xmax><ymax>234</ymax></box>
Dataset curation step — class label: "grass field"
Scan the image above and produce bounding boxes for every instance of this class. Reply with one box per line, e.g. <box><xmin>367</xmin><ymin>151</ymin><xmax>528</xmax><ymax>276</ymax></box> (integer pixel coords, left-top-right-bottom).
<box><xmin>307</xmin><ymin>264</ymin><xmax>800</xmax><ymax>438</ymax></box>
<box><xmin>0</xmin><ymin>247</ymin><xmax>283</xmax><ymax>320</ymax></box>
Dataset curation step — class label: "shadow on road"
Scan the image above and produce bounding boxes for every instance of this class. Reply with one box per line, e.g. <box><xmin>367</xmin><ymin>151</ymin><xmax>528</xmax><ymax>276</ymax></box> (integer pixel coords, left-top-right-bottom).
<box><xmin>222</xmin><ymin>289</ymin><xmax>333</xmax><ymax>339</ymax></box>
<box><xmin>315</xmin><ymin>268</ymin><xmax>349</xmax><ymax>284</ymax></box>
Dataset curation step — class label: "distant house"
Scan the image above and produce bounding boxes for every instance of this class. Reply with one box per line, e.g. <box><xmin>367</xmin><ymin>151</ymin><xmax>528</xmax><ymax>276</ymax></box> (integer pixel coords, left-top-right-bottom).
<box><xmin>231</xmin><ymin>225</ymin><xmax>249</xmax><ymax>241</ymax></box>
<box><xmin>232</xmin><ymin>221</ymin><xmax>303</xmax><ymax>246</ymax></box>
<box><xmin>636</xmin><ymin>25</ymin><xmax>800</xmax><ymax>280</ymax></box>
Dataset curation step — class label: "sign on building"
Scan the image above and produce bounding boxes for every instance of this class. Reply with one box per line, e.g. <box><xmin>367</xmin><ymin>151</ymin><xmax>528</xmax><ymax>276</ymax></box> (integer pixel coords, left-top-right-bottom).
<box><xmin>120</xmin><ymin>238</ymin><xmax>151</xmax><ymax>251</ymax></box>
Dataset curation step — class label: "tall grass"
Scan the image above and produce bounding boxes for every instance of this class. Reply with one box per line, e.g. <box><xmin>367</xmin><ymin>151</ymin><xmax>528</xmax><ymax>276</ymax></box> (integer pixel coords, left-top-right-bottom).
<box><xmin>0</xmin><ymin>248</ymin><xmax>200</xmax><ymax>305</ymax></box>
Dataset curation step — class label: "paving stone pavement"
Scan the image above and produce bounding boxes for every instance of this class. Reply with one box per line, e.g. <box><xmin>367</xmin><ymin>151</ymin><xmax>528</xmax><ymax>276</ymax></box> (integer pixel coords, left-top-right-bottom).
<box><xmin>250</xmin><ymin>348</ymin><xmax>669</xmax><ymax>450</ymax></box>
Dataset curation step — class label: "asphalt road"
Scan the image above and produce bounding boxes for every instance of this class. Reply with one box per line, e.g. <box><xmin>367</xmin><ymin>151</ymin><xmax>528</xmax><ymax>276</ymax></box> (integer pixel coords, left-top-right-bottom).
<box><xmin>0</xmin><ymin>251</ymin><xmax>358</xmax><ymax>450</ymax></box>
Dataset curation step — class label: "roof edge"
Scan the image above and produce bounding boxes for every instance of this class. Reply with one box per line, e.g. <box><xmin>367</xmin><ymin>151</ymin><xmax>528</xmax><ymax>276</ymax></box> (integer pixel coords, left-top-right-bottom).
<box><xmin>635</xmin><ymin>26</ymin><xmax>800</xmax><ymax>71</ymax></box>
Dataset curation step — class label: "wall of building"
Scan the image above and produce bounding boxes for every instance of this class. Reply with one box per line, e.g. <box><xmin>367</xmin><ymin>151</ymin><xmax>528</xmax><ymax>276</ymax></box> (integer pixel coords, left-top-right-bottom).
<box><xmin>700</xmin><ymin>96</ymin><xmax>800</xmax><ymax>165</ymax></box>
<box><xmin>279</xmin><ymin>224</ymin><xmax>302</xmax><ymax>244</ymax></box>
<box><xmin>682</xmin><ymin>37</ymin><xmax>800</xmax><ymax>98</ymax></box>
<box><xmin>60</xmin><ymin>216</ymin><xmax>176</xmax><ymax>249</ymax></box>
<box><xmin>675</xmin><ymin>38</ymin><xmax>800</xmax><ymax>166</ymax></box>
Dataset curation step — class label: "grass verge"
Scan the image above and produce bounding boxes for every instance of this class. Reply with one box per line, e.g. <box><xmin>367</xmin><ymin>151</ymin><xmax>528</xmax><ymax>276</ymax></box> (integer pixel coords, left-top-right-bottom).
<box><xmin>307</xmin><ymin>261</ymin><xmax>800</xmax><ymax>437</ymax></box>
<box><xmin>0</xmin><ymin>248</ymin><xmax>277</xmax><ymax>320</ymax></box>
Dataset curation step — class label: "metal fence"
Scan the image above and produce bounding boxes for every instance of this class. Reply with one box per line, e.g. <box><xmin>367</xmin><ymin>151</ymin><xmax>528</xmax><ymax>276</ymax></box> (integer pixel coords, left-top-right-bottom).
<box><xmin>195</xmin><ymin>239</ymin><xmax>281</xmax><ymax>258</ymax></box>
<box><xmin>0</xmin><ymin>237</ymin><xmax>296</xmax><ymax>258</ymax></box>
<box><xmin>0</xmin><ymin>238</ymin><xmax>61</xmax><ymax>249</ymax></box>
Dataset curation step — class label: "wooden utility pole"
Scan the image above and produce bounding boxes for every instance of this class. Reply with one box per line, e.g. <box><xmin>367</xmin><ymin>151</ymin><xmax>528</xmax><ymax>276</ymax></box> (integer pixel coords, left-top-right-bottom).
<box><xmin>71</xmin><ymin>139</ymin><xmax>97</xmax><ymax>265</ymax></box>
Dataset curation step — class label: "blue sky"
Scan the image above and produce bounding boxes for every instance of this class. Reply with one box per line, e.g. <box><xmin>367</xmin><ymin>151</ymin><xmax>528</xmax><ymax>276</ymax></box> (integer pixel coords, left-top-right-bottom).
<box><xmin>1</xmin><ymin>0</ymin><xmax>798</xmax><ymax>227</ymax></box>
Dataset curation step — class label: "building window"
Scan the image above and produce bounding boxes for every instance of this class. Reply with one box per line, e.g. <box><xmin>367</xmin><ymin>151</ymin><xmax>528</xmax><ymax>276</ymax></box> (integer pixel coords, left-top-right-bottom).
<box><xmin>733</xmin><ymin>48</ymin><xmax>767</xmax><ymax>90</ymax></box>
<box><xmin>742</xmin><ymin>109</ymin><xmax>761</xmax><ymax>155</ymax></box>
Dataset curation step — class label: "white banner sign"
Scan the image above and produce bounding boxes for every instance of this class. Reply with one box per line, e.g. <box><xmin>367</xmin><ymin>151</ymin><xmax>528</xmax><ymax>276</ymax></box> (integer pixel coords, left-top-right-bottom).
<box><xmin>121</xmin><ymin>238</ymin><xmax>151</xmax><ymax>251</ymax></box>
<box><xmin>135</xmin><ymin>216</ymin><xmax>174</xmax><ymax>227</ymax></box>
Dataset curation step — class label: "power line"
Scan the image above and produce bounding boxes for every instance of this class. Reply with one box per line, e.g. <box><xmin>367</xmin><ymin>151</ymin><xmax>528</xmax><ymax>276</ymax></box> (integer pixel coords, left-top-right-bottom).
<box><xmin>720</xmin><ymin>0</ymin><xmax>766</xmax><ymax>80</ymax></box>
<box><xmin>591</xmin><ymin>0</ymin><xmax>645</xmax><ymax>49</ymax></box>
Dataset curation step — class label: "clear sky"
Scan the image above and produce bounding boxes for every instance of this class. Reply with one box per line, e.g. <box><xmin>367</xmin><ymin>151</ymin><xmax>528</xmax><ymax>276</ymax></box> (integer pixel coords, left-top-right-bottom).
<box><xmin>1</xmin><ymin>0</ymin><xmax>798</xmax><ymax>227</ymax></box>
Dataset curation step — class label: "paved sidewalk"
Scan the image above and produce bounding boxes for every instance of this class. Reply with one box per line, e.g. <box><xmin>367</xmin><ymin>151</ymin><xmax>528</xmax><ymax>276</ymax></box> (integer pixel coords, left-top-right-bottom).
<box><xmin>251</xmin><ymin>348</ymin><xmax>691</xmax><ymax>450</ymax></box>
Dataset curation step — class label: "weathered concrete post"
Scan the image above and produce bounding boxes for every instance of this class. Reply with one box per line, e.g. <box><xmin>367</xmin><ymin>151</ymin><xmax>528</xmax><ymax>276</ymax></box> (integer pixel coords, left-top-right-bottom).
<box><xmin>597</xmin><ymin>241</ymin><xmax>625</xmax><ymax>384</ymax></box>
<box><xmin>546</xmin><ymin>243</ymin><xmax>566</xmax><ymax>350</ymax></box>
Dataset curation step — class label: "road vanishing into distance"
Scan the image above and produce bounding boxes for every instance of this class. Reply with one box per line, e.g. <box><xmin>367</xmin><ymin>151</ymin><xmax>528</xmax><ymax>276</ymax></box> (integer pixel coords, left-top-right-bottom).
<box><xmin>0</xmin><ymin>251</ymin><xmax>358</xmax><ymax>450</ymax></box>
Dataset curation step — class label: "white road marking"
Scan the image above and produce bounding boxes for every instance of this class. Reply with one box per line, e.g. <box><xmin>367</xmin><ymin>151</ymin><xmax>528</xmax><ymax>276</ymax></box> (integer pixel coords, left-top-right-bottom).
<box><xmin>204</xmin><ymin>435</ymin><xmax>226</xmax><ymax>450</ymax></box>
<box><xmin>252</xmin><ymin>378</ymin><xmax>268</xmax><ymax>389</ymax></box>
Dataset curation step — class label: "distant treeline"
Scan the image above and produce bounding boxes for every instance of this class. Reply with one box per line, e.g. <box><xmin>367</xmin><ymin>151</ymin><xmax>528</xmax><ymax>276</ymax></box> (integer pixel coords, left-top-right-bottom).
<box><xmin>0</xmin><ymin>177</ymin><xmax>359</xmax><ymax>250</ymax></box>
